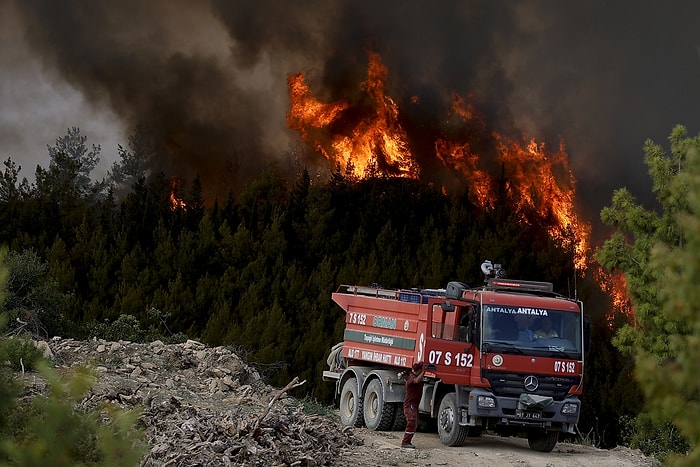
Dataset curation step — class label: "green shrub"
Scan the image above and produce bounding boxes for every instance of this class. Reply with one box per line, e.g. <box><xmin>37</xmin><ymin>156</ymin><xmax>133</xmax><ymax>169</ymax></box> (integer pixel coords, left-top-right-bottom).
<box><xmin>0</xmin><ymin>361</ymin><xmax>148</xmax><ymax>466</ymax></box>
<box><xmin>2</xmin><ymin>249</ymin><xmax>69</xmax><ymax>338</ymax></box>
<box><xmin>1</xmin><ymin>301</ymin><xmax>148</xmax><ymax>466</ymax></box>
<box><xmin>292</xmin><ymin>395</ymin><xmax>334</xmax><ymax>417</ymax></box>
<box><xmin>0</xmin><ymin>367</ymin><xmax>19</xmax><ymax>442</ymax></box>
<box><xmin>0</xmin><ymin>336</ymin><xmax>45</xmax><ymax>372</ymax></box>
<box><xmin>620</xmin><ymin>413</ymin><xmax>690</xmax><ymax>462</ymax></box>
<box><xmin>88</xmin><ymin>314</ymin><xmax>148</xmax><ymax>343</ymax></box>
<box><xmin>83</xmin><ymin>312</ymin><xmax>188</xmax><ymax>344</ymax></box>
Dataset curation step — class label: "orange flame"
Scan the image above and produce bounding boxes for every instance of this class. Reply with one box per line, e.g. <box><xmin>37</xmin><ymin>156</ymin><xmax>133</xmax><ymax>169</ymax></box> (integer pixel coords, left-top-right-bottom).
<box><xmin>434</xmin><ymin>93</ymin><xmax>591</xmax><ymax>271</ymax></box>
<box><xmin>496</xmin><ymin>136</ymin><xmax>590</xmax><ymax>271</ymax></box>
<box><xmin>287</xmin><ymin>51</ymin><xmax>418</xmax><ymax>179</ymax></box>
<box><xmin>596</xmin><ymin>268</ymin><xmax>635</xmax><ymax>327</ymax></box>
<box><xmin>287</xmin><ymin>51</ymin><xmax>592</xmax><ymax>272</ymax></box>
<box><xmin>169</xmin><ymin>176</ymin><xmax>187</xmax><ymax>211</ymax></box>
<box><xmin>287</xmin><ymin>51</ymin><xmax>634</xmax><ymax>324</ymax></box>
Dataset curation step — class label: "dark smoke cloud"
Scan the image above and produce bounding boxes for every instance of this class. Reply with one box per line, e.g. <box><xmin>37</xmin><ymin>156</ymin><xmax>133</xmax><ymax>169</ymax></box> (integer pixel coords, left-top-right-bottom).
<box><xmin>11</xmin><ymin>0</ymin><xmax>314</xmax><ymax>197</ymax></box>
<box><xmin>6</xmin><ymin>0</ymin><xmax>700</xmax><ymax>222</ymax></box>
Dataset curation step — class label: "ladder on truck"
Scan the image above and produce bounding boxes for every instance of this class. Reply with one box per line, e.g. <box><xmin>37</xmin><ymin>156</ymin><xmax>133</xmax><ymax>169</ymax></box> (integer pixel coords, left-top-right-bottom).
<box><xmin>337</xmin><ymin>284</ymin><xmax>447</xmax><ymax>304</ymax></box>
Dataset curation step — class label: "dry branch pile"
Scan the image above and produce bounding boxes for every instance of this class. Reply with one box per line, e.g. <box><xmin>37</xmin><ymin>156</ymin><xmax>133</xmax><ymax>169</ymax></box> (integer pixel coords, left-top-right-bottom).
<box><xmin>25</xmin><ymin>338</ymin><xmax>363</xmax><ymax>466</ymax></box>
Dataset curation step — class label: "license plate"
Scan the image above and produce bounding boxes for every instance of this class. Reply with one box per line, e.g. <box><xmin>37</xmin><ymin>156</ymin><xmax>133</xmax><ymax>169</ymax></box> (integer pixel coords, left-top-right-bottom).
<box><xmin>516</xmin><ymin>410</ymin><xmax>542</xmax><ymax>419</ymax></box>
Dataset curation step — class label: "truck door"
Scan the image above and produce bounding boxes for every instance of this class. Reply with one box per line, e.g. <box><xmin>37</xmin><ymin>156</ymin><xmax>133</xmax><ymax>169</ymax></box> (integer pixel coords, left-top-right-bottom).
<box><xmin>423</xmin><ymin>301</ymin><xmax>475</xmax><ymax>385</ymax></box>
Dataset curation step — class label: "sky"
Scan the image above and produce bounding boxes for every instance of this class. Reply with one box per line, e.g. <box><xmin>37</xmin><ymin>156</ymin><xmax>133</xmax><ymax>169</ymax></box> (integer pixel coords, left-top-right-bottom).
<box><xmin>1</xmin><ymin>0</ymin><xmax>699</xmax><ymax>231</ymax></box>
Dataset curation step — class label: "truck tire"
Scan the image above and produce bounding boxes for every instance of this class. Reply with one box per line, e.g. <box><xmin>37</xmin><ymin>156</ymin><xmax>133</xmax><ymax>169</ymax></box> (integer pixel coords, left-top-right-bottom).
<box><xmin>390</xmin><ymin>403</ymin><xmax>406</xmax><ymax>431</ymax></box>
<box><xmin>436</xmin><ymin>393</ymin><xmax>468</xmax><ymax>447</ymax></box>
<box><xmin>527</xmin><ymin>430</ymin><xmax>559</xmax><ymax>452</ymax></box>
<box><xmin>339</xmin><ymin>377</ymin><xmax>364</xmax><ymax>427</ymax></box>
<box><xmin>363</xmin><ymin>379</ymin><xmax>395</xmax><ymax>431</ymax></box>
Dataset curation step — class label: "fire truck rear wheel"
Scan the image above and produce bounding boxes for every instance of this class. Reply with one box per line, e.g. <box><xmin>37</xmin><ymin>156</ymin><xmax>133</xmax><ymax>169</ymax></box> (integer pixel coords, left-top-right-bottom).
<box><xmin>363</xmin><ymin>379</ymin><xmax>395</xmax><ymax>431</ymax></box>
<box><xmin>527</xmin><ymin>430</ymin><xmax>559</xmax><ymax>452</ymax></box>
<box><xmin>339</xmin><ymin>377</ymin><xmax>365</xmax><ymax>428</ymax></box>
<box><xmin>437</xmin><ymin>393</ymin><xmax>468</xmax><ymax>447</ymax></box>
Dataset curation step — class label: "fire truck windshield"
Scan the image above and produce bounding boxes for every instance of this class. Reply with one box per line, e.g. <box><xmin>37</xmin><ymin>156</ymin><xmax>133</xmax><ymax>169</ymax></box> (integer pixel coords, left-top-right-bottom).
<box><xmin>481</xmin><ymin>306</ymin><xmax>582</xmax><ymax>359</ymax></box>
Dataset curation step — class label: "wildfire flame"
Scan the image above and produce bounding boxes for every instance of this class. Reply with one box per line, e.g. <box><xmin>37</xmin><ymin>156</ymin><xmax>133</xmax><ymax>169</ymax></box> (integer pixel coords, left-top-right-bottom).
<box><xmin>435</xmin><ymin>94</ymin><xmax>591</xmax><ymax>270</ymax></box>
<box><xmin>169</xmin><ymin>176</ymin><xmax>187</xmax><ymax>210</ymax></box>
<box><xmin>287</xmin><ymin>51</ymin><xmax>418</xmax><ymax>178</ymax></box>
<box><xmin>287</xmin><ymin>51</ymin><xmax>636</xmax><ymax>326</ymax></box>
<box><xmin>596</xmin><ymin>268</ymin><xmax>635</xmax><ymax>327</ymax></box>
<box><xmin>287</xmin><ymin>51</ymin><xmax>591</xmax><ymax>270</ymax></box>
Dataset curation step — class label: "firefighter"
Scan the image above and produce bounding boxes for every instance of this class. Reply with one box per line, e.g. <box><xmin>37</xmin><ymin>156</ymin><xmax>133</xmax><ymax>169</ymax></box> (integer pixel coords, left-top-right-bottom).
<box><xmin>534</xmin><ymin>317</ymin><xmax>559</xmax><ymax>339</ymax></box>
<box><xmin>402</xmin><ymin>362</ymin><xmax>425</xmax><ymax>449</ymax></box>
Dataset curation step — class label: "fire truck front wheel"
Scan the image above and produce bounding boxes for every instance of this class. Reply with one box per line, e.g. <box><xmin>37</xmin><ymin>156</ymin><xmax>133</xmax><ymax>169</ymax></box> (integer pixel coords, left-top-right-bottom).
<box><xmin>363</xmin><ymin>379</ymin><xmax>396</xmax><ymax>431</ymax></box>
<box><xmin>437</xmin><ymin>393</ymin><xmax>468</xmax><ymax>447</ymax></box>
<box><xmin>339</xmin><ymin>377</ymin><xmax>365</xmax><ymax>428</ymax></box>
<box><xmin>527</xmin><ymin>430</ymin><xmax>559</xmax><ymax>452</ymax></box>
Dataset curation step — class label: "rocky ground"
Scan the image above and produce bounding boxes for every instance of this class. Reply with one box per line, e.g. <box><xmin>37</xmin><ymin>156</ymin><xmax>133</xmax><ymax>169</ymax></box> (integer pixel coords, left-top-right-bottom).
<box><xmin>22</xmin><ymin>338</ymin><xmax>658</xmax><ymax>466</ymax></box>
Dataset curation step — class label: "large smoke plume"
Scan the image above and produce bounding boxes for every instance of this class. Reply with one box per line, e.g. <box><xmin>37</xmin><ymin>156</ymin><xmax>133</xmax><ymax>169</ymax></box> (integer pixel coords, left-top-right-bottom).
<box><xmin>5</xmin><ymin>0</ymin><xmax>700</xmax><ymax>223</ymax></box>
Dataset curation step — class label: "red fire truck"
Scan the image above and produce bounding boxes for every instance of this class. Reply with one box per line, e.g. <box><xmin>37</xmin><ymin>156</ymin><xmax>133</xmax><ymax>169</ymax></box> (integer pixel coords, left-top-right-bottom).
<box><xmin>323</xmin><ymin>262</ymin><xmax>589</xmax><ymax>452</ymax></box>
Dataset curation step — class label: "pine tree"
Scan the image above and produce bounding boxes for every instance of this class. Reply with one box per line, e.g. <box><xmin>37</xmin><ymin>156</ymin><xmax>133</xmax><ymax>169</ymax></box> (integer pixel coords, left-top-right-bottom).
<box><xmin>597</xmin><ymin>125</ymin><xmax>700</xmax><ymax>461</ymax></box>
<box><xmin>108</xmin><ymin>125</ymin><xmax>155</xmax><ymax>197</ymax></box>
<box><xmin>185</xmin><ymin>171</ymin><xmax>206</xmax><ymax>231</ymax></box>
<box><xmin>598</xmin><ymin>126</ymin><xmax>696</xmax><ymax>359</ymax></box>
<box><xmin>45</xmin><ymin>127</ymin><xmax>104</xmax><ymax>200</ymax></box>
<box><xmin>633</xmin><ymin>134</ymin><xmax>700</xmax><ymax>465</ymax></box>
<box><xmin>0</xmin><ymin>158</ymin><xmax>30</xmax><ymax>243</ymax></box>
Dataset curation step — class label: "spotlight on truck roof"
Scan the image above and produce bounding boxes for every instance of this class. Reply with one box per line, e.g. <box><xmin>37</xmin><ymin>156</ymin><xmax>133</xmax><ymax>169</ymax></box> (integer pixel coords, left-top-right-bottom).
<box><xmin>481</xmin><ymin>260</ymin><xmax>505</xmax><ymax>280</ymax></box>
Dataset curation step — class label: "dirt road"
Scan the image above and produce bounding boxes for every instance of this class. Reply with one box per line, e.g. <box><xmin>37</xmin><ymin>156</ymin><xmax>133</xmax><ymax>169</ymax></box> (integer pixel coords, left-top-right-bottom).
<box><xmin>35</xmin><ymin>338</ymin><xmax>657</xmax><ymax>466</ymax></box>
<box><xmin>337</xmin><ymin>428</ymin><xmax>657</xmax><ymax>467</ymax></box>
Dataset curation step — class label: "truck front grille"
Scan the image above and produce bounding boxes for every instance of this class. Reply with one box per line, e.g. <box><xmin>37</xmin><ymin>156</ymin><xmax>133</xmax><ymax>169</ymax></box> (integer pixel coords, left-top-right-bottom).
<box><xmin>482</xmin><ymin>370</ymin><xmax>579</xmax><ymax>400</ymax></box>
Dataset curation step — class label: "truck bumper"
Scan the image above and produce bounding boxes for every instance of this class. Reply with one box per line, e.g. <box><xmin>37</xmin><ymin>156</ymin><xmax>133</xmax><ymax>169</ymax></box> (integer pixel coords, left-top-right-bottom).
<box><xmin>466</xmin><ymin>388</ymin><xmax>580</xmax><ymax>434</ymax></box>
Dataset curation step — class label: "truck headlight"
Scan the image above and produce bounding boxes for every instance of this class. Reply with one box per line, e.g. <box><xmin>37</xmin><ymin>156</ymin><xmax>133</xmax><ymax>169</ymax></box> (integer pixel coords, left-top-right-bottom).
<box><xmin>561</xmin><ymin>402</ymin><xmax>579</xmax><ymax>415</ymax></box>
<box><xmin>477</xmin><ymin>395</ymin><xmax>496</xmax><ymax>408</ymax></box>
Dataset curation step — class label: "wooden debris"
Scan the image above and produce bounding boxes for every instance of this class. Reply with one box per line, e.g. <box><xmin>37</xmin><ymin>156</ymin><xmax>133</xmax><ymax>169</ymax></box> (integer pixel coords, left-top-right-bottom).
<box><xmin>253</xmin><ymin>376</ymin><xmax>306</xmax><ymax>433</ymax></box>
<box><xmin>21</xmin><ymin>338</ymin><xmax>363</xmax><ymax>466</ymax></box>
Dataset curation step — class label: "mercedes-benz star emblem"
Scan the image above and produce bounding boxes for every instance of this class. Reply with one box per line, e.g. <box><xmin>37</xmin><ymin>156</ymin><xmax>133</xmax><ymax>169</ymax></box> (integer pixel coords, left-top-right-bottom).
<box><xmin>524</xmin><ymin>375</ymin><xmax>539</xmax><ymax>392</ymax></box>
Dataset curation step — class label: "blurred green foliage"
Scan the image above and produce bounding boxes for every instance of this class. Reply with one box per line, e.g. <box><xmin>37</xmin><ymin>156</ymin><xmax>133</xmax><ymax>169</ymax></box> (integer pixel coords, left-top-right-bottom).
<box><xmin>0</xmin><ymin>244</ymin><xmax>148</xmax><ymax>466</ymax></box>
<box><xmin>0</xmin><ymin>358</ymin><xmax>147</xmax><ymax>466</ymax></box>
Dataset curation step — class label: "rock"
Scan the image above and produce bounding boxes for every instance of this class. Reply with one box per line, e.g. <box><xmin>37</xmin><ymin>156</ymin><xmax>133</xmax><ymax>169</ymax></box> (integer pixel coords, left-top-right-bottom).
<box><xmin>34</xmin><ymin>340</ymin><xmax>53</xmax><ymax>359</ymax></box>
<box><xmin>222</xmin><ymin>375</ymin><xmax>236</xmax><ymax>388</ymax></box>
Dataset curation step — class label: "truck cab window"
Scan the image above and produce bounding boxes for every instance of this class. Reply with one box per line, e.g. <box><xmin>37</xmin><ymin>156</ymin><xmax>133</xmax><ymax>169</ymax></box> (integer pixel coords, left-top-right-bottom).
<box><xmin>431</xmin><ymin>304</ymin><xmax>469</xmax><ymax>341</ymax></box>
<box><xmin>431</xmin><ymin>304</ymin><xmax>447</xmax><ymax>339</ymax></box>
<box><xmin>457</xmin><ymin>308</ymin><xmax>473</xmax><ymax>342</ymax></box>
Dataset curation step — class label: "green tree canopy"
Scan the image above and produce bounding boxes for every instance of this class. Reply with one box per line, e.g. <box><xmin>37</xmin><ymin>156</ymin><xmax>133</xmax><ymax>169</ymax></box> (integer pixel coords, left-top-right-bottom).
<box><xmin>597</xmin><ymin>125</ymin><xmax>700</xmax><ymax>462</ymax></box>
<box><xmin>638</xmin><ymin>137</ymin><xmax>700</xmax><ymax>465</ymax></box>
<box><xmin>597</xmin><ymin>125</ymin><xmax>698</xmax><ymax>358</ymax></box>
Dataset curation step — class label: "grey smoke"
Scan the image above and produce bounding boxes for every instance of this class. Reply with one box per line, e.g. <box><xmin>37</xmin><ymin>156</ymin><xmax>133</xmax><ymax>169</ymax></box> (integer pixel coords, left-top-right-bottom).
<box><xmin>2</xmin><ymin>0</ymin><xmax>699</xmax><ymax>224</ymax></box>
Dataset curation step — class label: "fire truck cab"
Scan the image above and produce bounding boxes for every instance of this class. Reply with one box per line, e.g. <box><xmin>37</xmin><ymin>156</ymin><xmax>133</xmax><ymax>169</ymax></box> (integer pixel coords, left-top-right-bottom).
<box><xmin>323</xmin><ymin>262</ymin><xmax>589</xmax><ymax>452</ymax></box>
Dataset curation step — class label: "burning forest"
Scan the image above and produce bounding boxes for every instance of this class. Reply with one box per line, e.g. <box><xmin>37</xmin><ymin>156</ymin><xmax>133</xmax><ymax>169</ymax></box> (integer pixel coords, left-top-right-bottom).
<box><xmin>5</xmin><ymin>3</ymin><xmax>699</xmax><ymax>458</ymax></box>
<box><xmin>286</xmin><ymin>50</ymin><xmax>633</xmax><ymax>324</ymax></box>
<box><xmin>288</xmin><ymin>52</ymin><xmax>586</xmax><ymax>259</ymax></box>
<box><xmin>0</xmin><ymin>2</ymin><xmax>650</xmax><ymax>355</ymax></box>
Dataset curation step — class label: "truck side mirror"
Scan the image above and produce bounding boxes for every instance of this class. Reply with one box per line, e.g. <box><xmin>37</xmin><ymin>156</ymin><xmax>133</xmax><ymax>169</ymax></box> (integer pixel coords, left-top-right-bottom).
<box><xmin>445</xmin><ymin>281</ymin><xmax>468</xmax><ymax>300</ymax></box>
<box><xmin>441</xmin><ymin>301</ymin><xmax>455</xmax><ymax>312</ymax></box>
